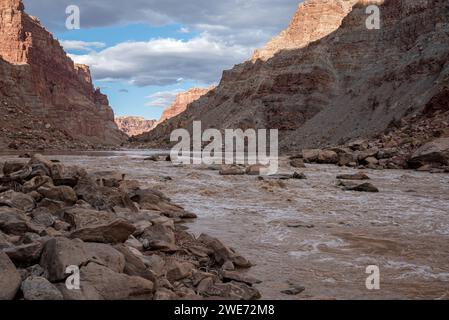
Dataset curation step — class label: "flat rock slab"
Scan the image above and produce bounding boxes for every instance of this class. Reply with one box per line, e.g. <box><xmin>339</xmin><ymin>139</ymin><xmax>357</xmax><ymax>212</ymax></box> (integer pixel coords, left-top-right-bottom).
<box><xmin>69</xmin><ymin>219</ymin><xmax>136</xmax><ymax>244</ymax></box>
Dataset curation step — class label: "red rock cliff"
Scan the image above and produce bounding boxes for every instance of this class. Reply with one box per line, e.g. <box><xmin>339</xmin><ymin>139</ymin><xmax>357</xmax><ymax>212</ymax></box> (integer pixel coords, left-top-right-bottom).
<box><xmin>115</xmin><ymin>116</ymin><xmax>157</xmax><ymax>137</ymax></box>
<box><xmin>136</xmin><ymin>0</ymin><xmax>449</xmax><ymax>151</ymax></box>
<box><xmin>0</xmin><ymin>0</ymin><xmax>126</xmax><ymax>147</ymax></box>
<box><xmin>157</xmin><ymin>87</ymin><xmax>214</xmax><ymax>125</ymax></box>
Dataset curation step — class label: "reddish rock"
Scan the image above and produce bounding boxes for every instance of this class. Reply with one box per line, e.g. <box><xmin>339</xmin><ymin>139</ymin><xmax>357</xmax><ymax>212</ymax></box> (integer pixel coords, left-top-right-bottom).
<box><xmin>157</xmin><ymin>87</ymin><xmax>214</xmax><ymax>125</ymax></box>
<box><xmin>115</xmin><ymin>117</ymin><xmax>157</xmax><ymax>137</ymax></box>
<box><xmin>0</xmin><ymin>0</ymin><xmax>126</xmax><ymax>148</ymax></box>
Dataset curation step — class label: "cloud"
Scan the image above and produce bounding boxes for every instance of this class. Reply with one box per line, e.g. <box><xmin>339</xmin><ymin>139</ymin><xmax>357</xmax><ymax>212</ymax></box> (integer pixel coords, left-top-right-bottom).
<box><xmin>119</xmin><ymin>89</ymin><xmax>129</xmax><ymax>93</ymax></box>
<box><xmin>178</xmin><ymin>27</ymin><xmax>190</xmax><ymax>34</ymax></box>
<box><xmin>24</xmin><ymin>0</ymin><xmax>300</xmax><ymax>89</ymax></box>
<box><xmin>59</xmin><ymin>40</ymin><xmax>106</xmax><ymax>51</ymax></box>
<box><xmin>24</xmin><ymin>0</ymin><xmax>299</xmax><ymax>48</ymax></box>
<box><xmin>145</xmin><ymin>89</ymin><xmax>184</xmax><ymax>108</ymax></box>
<box><xmin>69</xmin><ymin>34</ymin><xmax>252</xmax><ymax>87</ymax></box>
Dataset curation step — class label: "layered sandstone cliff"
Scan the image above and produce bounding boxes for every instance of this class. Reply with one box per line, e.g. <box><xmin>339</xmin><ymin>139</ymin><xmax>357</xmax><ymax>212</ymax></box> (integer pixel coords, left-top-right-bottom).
<box><xmin>115</xmin><ymin>116</ymin><xmax>157</xmax><ymax>137</ymax></box>
<box><xmin>0</xmin><ymin>0</ymin><xmax>126</xmax><ymax>149</ymax></box>
<box><xmin>135</xmin><ymin>0</ymin><xmax>449</xmax><ymax>152</ymax></box>
<box><xmin>157</xmin><ymin>87</ymin><xmax>214</xmax><ymax>126</ymax></box>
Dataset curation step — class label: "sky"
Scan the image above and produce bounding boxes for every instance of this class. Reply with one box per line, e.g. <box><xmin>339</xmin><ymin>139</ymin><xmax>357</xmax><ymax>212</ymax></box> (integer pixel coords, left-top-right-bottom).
<box><xmin>23</xmin><ymin>0</ymin><xmax>299</xmax><ymax>120</ymax></box>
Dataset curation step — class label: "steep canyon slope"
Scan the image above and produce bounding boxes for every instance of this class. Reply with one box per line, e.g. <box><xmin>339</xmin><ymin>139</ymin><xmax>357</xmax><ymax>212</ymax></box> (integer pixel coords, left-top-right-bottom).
<box><xmin>0</xmin><ymin>0</ymin><xmax>126</xmax><ymax>150</ymax></box>
<box><xmin>135</xmin><ymin>0</ymin><xmax>449</xmax><ymax>152</ymax></box>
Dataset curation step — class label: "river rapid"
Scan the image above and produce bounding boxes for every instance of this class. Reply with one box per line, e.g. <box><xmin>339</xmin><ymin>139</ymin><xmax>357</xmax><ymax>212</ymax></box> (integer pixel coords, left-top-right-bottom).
<box><xmin>1</xmin><ymin>150</ymin><xmax>448</xmax><ymax>300</ymax></box>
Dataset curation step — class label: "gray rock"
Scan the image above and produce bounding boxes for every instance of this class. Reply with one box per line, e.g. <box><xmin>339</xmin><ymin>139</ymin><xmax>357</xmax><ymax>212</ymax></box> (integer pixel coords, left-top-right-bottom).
<box><xmin>21</xmin><ymin>276</ymin><xmax>63</xmax><ymax>300</ymax></box>
<box><xmin>0</xmin><ymin>190</ymin><xmax>35</xmax><ymax>212</ymax></box>
<box><xmin>141</xmin><ymin>224</ymin><xmax>177</xmax><ymax>252</ymax></box>
<box><xmin>57</xmin><ymin>262</ymin><xmax>154</xmax><ymax>300</ymax></box>
<box><xmin>0</xmin><ymin>207</ymin><xmax>31</xmax><ymax>235</ymax></box>
<box><xmin>0</xmin><ymin>252</ymin><xmax>21</xmax><ymax>300</ymax></box>
<box><xmin>69</xmin><ymin>219</ymin><xmax>136</xmax><ymax>244</ymax></box>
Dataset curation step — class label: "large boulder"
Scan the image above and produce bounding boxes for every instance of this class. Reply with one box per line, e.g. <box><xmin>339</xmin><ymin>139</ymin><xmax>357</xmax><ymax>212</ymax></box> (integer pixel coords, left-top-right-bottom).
<box><xmin>63</xmin><ymin>207</ymin><xmax>117</xmax><ymax>229</ymax></box>
<box><xmin>219</xmin><ymin>165</ymin><xmax>246</xmax><ymax>176</ymax></box>
<box><xmin>3</xmin><ymin>241</ymin><xmax>46</xmax><ymax>266</ymax></box>
<box><xmin>317</xmin><ymin>150</ymin><xmax>339</xmax><ymax>164</ymax></box>
<box><xmin>198</xmin><ymin>234</ymin><xmax>251</xmax><ymax>268</ymax></box>
<box><xmin>302</xmin><ymin>149</ymin><xmax>320</xmax><ymax>163</ymax></box>
<box><xmin>409</xmin><ymin>137</ymin><xmax>449</xmax><ymax>167</ymax></box>
<box><xmin>114</xmin><ymin>244</ymin><xmax>156</xmax><ymax>281</ymax></box>
<box><xmin>37</xmin><ymin>185</ymin><xmax>78</xmax><ymax>204</ymax></box>
<box><xmin>57</xmin><ymin>262</ymin><xmax>154</xmax><ymax>300</ymax></box>
<box><xmin>0</xmin><ymin>252</ymin><xmax>22</xmax><ymax>300</ymax></box>
<box><xmin>141</xmin><ymin>224</ymin><xmax>177</xmax><ymax>252</ymax></box>
<box><xmin>69</xmin><ymin>219</ymin><xmax>136</xmax><ymax>244</ymax></box>
<box><xmin>40</xmin><ymin>238</ymin><xmax>127</xmax><ymax>282</ymax></box>
<box><xmin>0</xmin><ymin>190</ymin><xmax>35</xmax><ymax>212</ymax></box>
<box><xmin>21</xmin><ymin>276</ymin><xmax>63</xmax><ymax>300</ymax></box>
<box><xmin>0</xmin><ymin>207</ymin><xmax>31</xmax><ymax>235</ymax></box>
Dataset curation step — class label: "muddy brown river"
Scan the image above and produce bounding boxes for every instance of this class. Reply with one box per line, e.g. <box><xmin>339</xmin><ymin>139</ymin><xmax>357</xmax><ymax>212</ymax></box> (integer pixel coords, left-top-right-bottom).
<box><xmin>2</xmin><ymin>150</ymin><xmax>449</xmax><ymax>300</ymax></box>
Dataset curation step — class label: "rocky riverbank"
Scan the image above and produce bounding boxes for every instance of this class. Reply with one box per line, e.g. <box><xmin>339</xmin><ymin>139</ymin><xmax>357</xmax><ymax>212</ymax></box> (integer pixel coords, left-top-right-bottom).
<box><xmin>0</xmin><ymin>154</ymin><xmax>260</xmax><ymax>300</ymax></box>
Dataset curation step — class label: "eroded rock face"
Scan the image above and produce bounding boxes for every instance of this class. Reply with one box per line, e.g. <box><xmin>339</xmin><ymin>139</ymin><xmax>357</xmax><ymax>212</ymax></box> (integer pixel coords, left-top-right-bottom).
<box><xmin>157</xmin><ymin>87</ymin><xmax>214</xmax><ymax>126</ymax></box>
<box><xmin>115</xmin><ymin>117</ymin><xmax>157</xmax><ymax>137</ymax></box>
<box><xmin>135</xmin><ymin>0</ymin><xmax>449</xmax><ymax>153</ymax></box>
<box><xmin>0</xmin><ymin>0</ymin><xmax>126</xmax><ymax>149</ymax></box>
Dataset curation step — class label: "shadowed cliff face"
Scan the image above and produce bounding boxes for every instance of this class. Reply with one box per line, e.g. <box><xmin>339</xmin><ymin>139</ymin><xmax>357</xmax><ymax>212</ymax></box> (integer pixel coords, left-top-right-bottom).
<box><xmin>0</xmin><ymin>0</ymin><xmax>126</xmax><ymax>148</ymax></box>
<box><xmin>134</xmin><ymin>0</ymin><xmax>449</xmax><ymax>152</ymax></box>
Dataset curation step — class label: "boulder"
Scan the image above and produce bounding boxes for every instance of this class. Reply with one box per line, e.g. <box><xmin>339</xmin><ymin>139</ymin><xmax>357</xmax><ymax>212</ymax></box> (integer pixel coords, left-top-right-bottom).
<box><xmin>0</xmin><ymin>207</ymin><xmax>31</xmax><ymax>235</ymax></box>
<box><xmin>336</xmin><ymin>172</ymin><xmax>370</xmax><ymax>180</ymax></box>
<box><xmin>317</xmin><ymin>150</ymin><xmax>339</xmax><ymax>164</ymax></box>
<box><xmin>219</xmin><ymin>165</ymin><xmax>246</xmax><ymax>176</ymax></box>
<box><xmin>69</xmin><ymin>219</ymin><xmax>136</xmax><ymax>244</ymax></box>
<box><xmin>245</xmin><ymin>164</ymin><xmax>269</xmax><ymax>175</ymax></box>
<box><xmin>22</xmin><ymin>176</ymin><xmax>53</xmax><ymax>193</ymax></box>
<box><xmin>37</xmin><ymin>185</ymin><xmax>77</xmax><ymax>204</ymax></box>
<box><xmin>21</xmin><ymin>276</ymin><xmax>63</xmax><ymax>300</ymax></box>
<box><xmin>409</xmin><ymin>137</ymin><xmax>449</xmax><ymax>167</ymax></box>
<box><xmin>290</xmin><ymin>159</ymin><xmax>306</xmax><ymax>168</ymax></box>
<box><xmin>3</xmin><ymin>241</ymin><xmax>46</xmax><ymax>266</ymax></box>
<box><xmin>113</xmin><ymin>244</ymin><xmax>155</xmax><ymax>281</ymax></box>
<box><xmin>198</xmin><ymin>234</ymin><xmax>251</xmax><ymax>268</ymax></box>
<box><xmin>0</xmin><ymin>230</ymin><xmax>12</xmax><ymax>249</ymax></box>
<box><xmin>344</xmin><ymin>182</ymin><xmax>379</xmax><ymax>193</ymax></box>
<box><xmin>40</xmin><ymin>238</ymin><xmax>127</xmax><ymax>282</ymax></box>
<box><xmin>338</xmin><ymin>153</ymin><xmax>357</xmax><ymax>166</ymax></box>
<box><xmin>0</xmin><ymin>252</ymin><xmax>21</xmax><ymax>300</ymax></box>
<box><xmin>40</xmin><ymin>238</ymin><xmax>91</xmax><ymax>282</ymax></box>
<box><xmin>57</xmin><ymin>262</ymin><xmax>154</xmax><ymax>300</ymax></box>
<box><xmin>292</xmin><ymin>172</ymin><xmax>307</xmax><ymax>180</ymax></box>
<box><xmin>84</xmin><ymin>243</ymin><xmax>126</xmax><ymax>273</ymax></box>
<box><xmin>302</xmin><ymin>149</ymin><xmax>320</xmax><ymax>163</ymax></box>
<box><xmin>141</xmin><ymin>224</ymin><xmax>177</xmax><ymax>252</ymax></box>
<box><xmin>31</xmin><ymin>209</ymin><xmax>56</xmax><ymax>227</ymax></box>
<box><xmin>131</xmin><ymin>189</ymin><xmax>194</xmax><ymax>219</ymax></box>
<box><xmin>166</xmin><ymin>261</ymin><xmax>195</xmax><ymax>282</ymax></box>
<box><xmin>63</xmin><ymin>207</ymin><xmax>117</xmax><ymax>230</ymax></box>
<box><xmin>0</xmin><ymin>190</ymin><xmax>35</xmax><ymax>212</ymax></box>
<box><xmin>74</xmin><ymin>178</ymin><xmax>138</xmax><ymax>212</ymax></box>
<box><xmin>2</xmin><ymin>162</ymin><xmax>26</xmax><ymax>176</ymax></box>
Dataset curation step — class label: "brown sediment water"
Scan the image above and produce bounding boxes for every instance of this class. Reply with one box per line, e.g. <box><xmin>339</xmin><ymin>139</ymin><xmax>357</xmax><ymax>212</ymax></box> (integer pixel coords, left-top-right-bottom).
<box><xmin>1</xmin><ymin>151</ymin><xmax>448</xmax><ymax>300</ymax></box>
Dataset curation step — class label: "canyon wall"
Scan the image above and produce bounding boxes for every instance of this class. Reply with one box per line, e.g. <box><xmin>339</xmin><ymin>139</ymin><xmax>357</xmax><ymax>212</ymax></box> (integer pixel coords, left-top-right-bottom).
<box><xmin>135</xmin><ymin>0</ymin><xmax>449</xmax><ymax>151</ymax></box>
<box><xmin>157</xmin><ymin>87</ymin><xmax>214</xmax><ymax>126</ymax></box>
<box><xmin>0</xmin><ymin>0</ymin><xmax>126</xmax><ymax>149</ymax></box>
<box><xmin>115</xmin><ymin>117</ymin><xmax>157</xmax><ymax>137</ymax></box>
